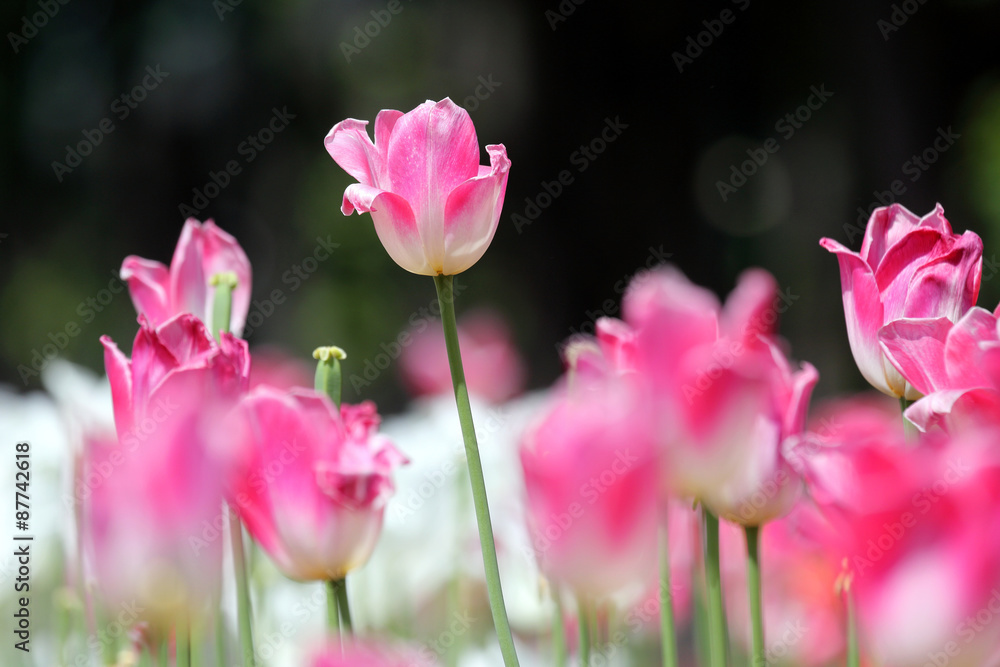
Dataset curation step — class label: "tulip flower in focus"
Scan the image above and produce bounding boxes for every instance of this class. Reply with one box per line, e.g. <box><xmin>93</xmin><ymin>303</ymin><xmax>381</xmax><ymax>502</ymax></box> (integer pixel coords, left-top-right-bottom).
<box><xmin>623</xmin><ymin>267</ymin><xmax>817</xmax><ymax>525</ymax></box>
<box><xmin>229</xmin><ymin>387</ymin><xmax>407</xmax><ymax>581</ymax></box>
<box><xmin>325</xmin><ymin>98</ymin><xmax>511</xmax><ymax>275</ymax></box>
<box><xmin>399</xmin><ymin>309</ymin><xmax>526</xmax><ymax>403</ymax></box>
<box><xmin>879</xmin><ymin>305</ymin><xmax>1000</xmax><ymax>432</ymax></box>
<box><xmin>519</xmin><ymin>372</ymin><xmax>659</xmax><ymax>597</ymax></box>
<box><xmin>121</xmin><ymin>217</ymin><xmax>252</xmax><ymax>336</ymax></box>
<box><xmin>820</xmin><ymin>204</ymin><xmax>982</xmax><ymax>399</ymax></box>
<box><xmin>86</xmin><ymin>315</ymin><xmax>249</xmax><ymax>630</ymax></box>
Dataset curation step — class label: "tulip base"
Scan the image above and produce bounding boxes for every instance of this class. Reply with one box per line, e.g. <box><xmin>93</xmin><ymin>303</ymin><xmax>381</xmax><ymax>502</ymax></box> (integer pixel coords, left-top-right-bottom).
<box><xmin>433</xmin><ymin>274</ymin><xmax>520</xmax><ymax>667</ymax></box>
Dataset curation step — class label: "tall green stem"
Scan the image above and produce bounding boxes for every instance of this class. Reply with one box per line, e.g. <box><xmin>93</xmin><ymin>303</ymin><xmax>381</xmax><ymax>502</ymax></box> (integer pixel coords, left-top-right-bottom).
<box><xmin>659</xmin><ymin>523</ymin><xmax>679</xmax><ymax>667</ymax></box>
<box><xmin>177</xmin><ymin>615</ymin><xmax>191</xmax><ymax>667</ymax></box>
<box><xmin>745</xmin><ymin>525</ymin><xmax>764</xmax><ymax>667</ymax></box>
<box><xmin>212</xmin><ymin>273</ymin><xmax>256</xmax><ymax>667</ymax></box>
<box><xmin>846</xmin><ymin>583</ymin><xmax>859</xmax><ymax>667</ymax></box>
<box><xmin>333</xmin><ymin>578</ymin><xmax>353</xmax><ymax>635</ymax></box>
<box><xmin>326</xmin><ymin>580</ymin><xmax>340</xmax><ymax>635</ymax></box>
<box><xmin>552</xmin><ymin>586</ymin><xmax>567</xmax><ymax>667</ymax></box>
<box><xmin>702</xmin><ymin>508</ymin><xmax>727</xmax><ymax>667</ymax></box>
<box><xmin>432</xmin><ymin>275</ymin><xmax>520</xmax><ymax>667</ymax></box>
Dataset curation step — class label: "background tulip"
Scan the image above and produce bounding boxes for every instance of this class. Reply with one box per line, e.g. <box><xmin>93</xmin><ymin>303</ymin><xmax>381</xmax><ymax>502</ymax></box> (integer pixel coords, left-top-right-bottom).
<box><xmin>229</xmin><ymin>387</ymin><xmax>406</xmax><ymax>581</ymax></box>
<box><xmin>820</xmin><ymin>204</ymin><xmax>983</xmax><ymax>399</ymax></box>
<box><xmin>121</xmin><ymin>217</ymin><xmax>252</xmax><ymax>336</ymax></box>
<box><xmin>325</xmin><ymin>98</ymin><xmax>511</xmax><ymax>276</ymax></box>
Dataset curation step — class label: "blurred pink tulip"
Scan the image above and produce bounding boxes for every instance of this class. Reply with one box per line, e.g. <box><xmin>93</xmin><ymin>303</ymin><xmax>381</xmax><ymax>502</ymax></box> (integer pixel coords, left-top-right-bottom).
<box><xmin>399</xmin><ymin>309</ymin><xmax>525</xmax><ymax>403</ymax></box>
<box><xmin>87</xmin><ymin>315</ymin><xmax>249</xmax><ymax>630</ymax></box>
<box><xmin>519</xmin><ymin>374</ymin><xmax>659</xmax><ymax>597</ymax></box>
<box><xmin>309</xmin><ymin>641</ymin><xmax>438</xmax><ymax>667</ymax></box>
<box><xmin>121</xmin><ymin>218</ymin><xmax>252</xmax><ymax>336</ymax></box>
<box><xmin>879</xmin><ymin>306</ymin><xmax>1000</xmax><ymax>431</ymax></box>
<box><xmin>820</xmin><ymin>203</ymin><xmax>982</xmax><ymax>398</ymax></box>
<box><xmin>623</xmin><ymin>267</ymin><xmax>816</xmax><ymax>525</ymax></box>
<box><xmin>325</xmin><ymin>98</ymin><xmax>511</xmax><ymax>276</ymax></box>
<box><xmin>229</xmin><ymin>387</ymin><xmax>406</xmax><ymax>581</ymax></box>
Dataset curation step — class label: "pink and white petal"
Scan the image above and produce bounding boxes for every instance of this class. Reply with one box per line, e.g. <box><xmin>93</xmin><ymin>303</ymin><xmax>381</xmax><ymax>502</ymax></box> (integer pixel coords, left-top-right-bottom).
<box><xmin>872</xmin><ymin>227</ymin><xmax>944</xmax><ymax>323</ymax></box>
<box><xmin>323</xmin><ymin>118</ymin><xmax>382</xmax><ymax>188</ymax></box>
<box><xmin>860</xmin><ymin>203</ymin><xmax>921</xmax><ymax>270</ymax></box>
<box><xmin>902</xmin><ymin>230</ymin><xmax>983</xmax><ymax>321</ymax></box>
<box><xmin>943</xmin><ymin>307</ymin><xmax>997</xmax><ymax>389</ymax></box>
<box><xmin>121</xmin><ymin>256</ymin><xmax>172</xmax><ymax>328</ymax></box>
<box><xmin>200</xmin><ymin>220</ymin><xmax>253</xmax><ymax>337</ymax></box>
<box><xmin>101</xmin><ymin>335</ymin><xmax>134</xmax><ymax>439</ymax></box>
<box><xmin>169</xmin><ymin>219</ymin><xmax>209</xmax><ymax>324</ymax></box>
<box><xmin>903</xmin><ymin>388</ymin><xmax>994</xmax><ymax>433</ymax></box>
<box><xmin>820</xmin><ymin>239</ymin><xmax>891</xmax><ymax>395</ymax></box>
<box><xmin>441</xmin><ymin>147</ymin><xmax>510</xmax><ymax>275</ymax></box>
<box><xmin>385</xmin><ymin>99</ymin><xmax>479</xmax><ymax>227</ymax></box>
<box><xmin>917</xmin><ymin>203</ymin><xmax>952</xmax><ymax>234</ymax></box>
<box><xmin>129</xmin><ymin>325</ymin><xmax>179</xmax><ymax>412</ymax></box>
<box><xmin>721</xmin><ymin>268</ymin><xmax>778</xmax><ymax>347</ymax></box>
<box><xmin>878</xmin><ymin>318</ymin><xmax>952</xmax><ymax>395</ymax></box>
<box><xmin>373</xmin><ymin>109</ymin><xmax>403</xmax><ymax>160</ymax></box>
<box><xmin>784</xmin><ymin>361</ymin><xmax>819</xmax><ymax>437</ymax></box>
<box><xmin>363</xmin><ymin>191</ymin><xmax>430</xmax><ymax>276</ymax></box>
<box><xmin>154</xmin><ymin>313</ymin><xmax>217</xmax><ymax>368</ymax></box>
<box><xmin>595</xmin><ymin>317</ymin><xmax>637</xmax><ymax>373</ymax></box>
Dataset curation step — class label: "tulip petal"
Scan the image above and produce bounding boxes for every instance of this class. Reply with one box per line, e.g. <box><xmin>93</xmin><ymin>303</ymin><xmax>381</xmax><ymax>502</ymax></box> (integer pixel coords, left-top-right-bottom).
<box><xmin>873</xmin><ymin>227</ymin><xmax>943</xmax><ymax>323</ymax></box>
<box><xmin>343</xmin><ymin>184</ymin><xmax>429</xmax><ymax>275</ymax></box>
<box><xmin>101</xmin><ymin>335</ymin><xmax>134</xmax><ymax>439</ymax></box>
<box><xmin>902</xmin><ymin>231</ymin><xmax>983</xmax><ymax>321</ymax></box>
<box><xmin>121</xmin><ymin>256</ymin><xmax>172</xmax><ymax>329</ymax></box>
<box><xmin>860</xmin><ymin>203</ymin><xmax>921</xmax><ymax>270</ymax></box>
<box><xmin>385</xmin><ymin>99</ymin><xmax>479</xmax><ymax>241</ymax></box>
<box><xmin>441</xmin><ymin>144</ymin><xmax>510</xmax><ymax>275</ymax></box>
<box><xmin>373</xmin><ymin>109</ymin><xmax>403</xmax><ymax>158</ymax></box>
<box><xmin>943</xmin><ymin>307</ymin><xmax>997</xmax><ymax>389</ymax></box>
<box><xmin>785</xmin><ymin>361</ymin><xmax>819</xmax><ymax>437</ymax></box>
<box><xmin>169</xmin><ymin>219</ymin><xmax>208</xmax><ymax>325</ymax></box>
<box><xmin>721</xmin><ymin>268</ymin><xmax>778</xmax><ymax>347</ymax></box>
<box><xmin>820</xmin><ymin>238</ymin><xmax>891</xmax><ymax>395</ymax></box>
<box><xmin>201</xmin><ymin>220</ymin><xmax>253</xmax><ymax>337</ymax></box>
<box><xmin>878</xmin><ymin>318</ymin><xmax>952</xmax><ymax>396</ymax></box>
<box><xmin>324</xmin><ymin>118</ymin><xmax>383</xmax><ymax>188</ymax></box>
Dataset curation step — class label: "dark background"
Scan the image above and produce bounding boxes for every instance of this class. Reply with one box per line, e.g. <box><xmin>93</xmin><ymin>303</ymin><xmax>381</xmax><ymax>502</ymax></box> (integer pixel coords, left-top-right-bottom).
<box><xmin>3</xmin><ymin>0</ymin><xmax>1000</xmax><ymax>412</ymax></box>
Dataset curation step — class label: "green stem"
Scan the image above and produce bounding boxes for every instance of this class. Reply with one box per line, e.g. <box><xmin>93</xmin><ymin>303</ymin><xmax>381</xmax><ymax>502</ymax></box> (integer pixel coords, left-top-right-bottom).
<box><xmin>177</xmin><ymin>616</ymin><xmax>191</xmax><ymax>667</ymax></box>
<box><xmin>432</xmin><ymin>274</ymin><xmax>520</xmax><ymax>667</ymax></box>
<box><xmin>552</xmin><ymin>587</ymin><xmax>567</xmax><ymax>667</ymax></box>
<box><xmin>702</xmin><ymin>508</ymin><xmax>727</xmax><ymax>667</ymax></box>
<box><xmin>333</xmin><ymin>578</ymin><xmax>353</xmax><ymax>635</ymax></box>
<box><xmin>313</xmin><ymin>346</ymin><xmax>346</xmax><ymax>409</ymax></box>
<box><xmin>899</xmin><ymin>396</ymin><xmax>917</xmax><ymax>440</ymax></box>
<box><xmin>159</xmin><ymin>639</ymin><xmax>169</xmax><ymax>667</ymax></box>
<box><xmin>846</xmin><ymin>584</ymin><xmax>859</xmax><ymax>667</ymax></box>
<box><xmin>745</xmin><ymin>525</ymin><xmax>765</xmax><ymax>667</ymax></box>
<box><xmin>326</xmin><ymin>580</ymin><xmax>340</xmax><ymax>636</ymax></box>
<box><xmin>577</xmin><ymin>597</ymin><xmax>591</xmax><ymax>667</ymax></box>
<box><xmin>659</xmin><ymin>524</ymin><xmax>679</xmax><ymax>667</ymax></box>
<box><xmin>228</xmin><ymin>509</ymin><xmax>257</xmax><ymax>667</ymax></box>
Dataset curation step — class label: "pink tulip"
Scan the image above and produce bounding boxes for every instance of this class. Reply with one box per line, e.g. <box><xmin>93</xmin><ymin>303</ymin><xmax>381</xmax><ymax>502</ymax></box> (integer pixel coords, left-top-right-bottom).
<box><xmin>229</xmin><ymin>387</ymin><xmax>406</xmax><ymax>581</ymax></box>
<box><xmin>399</xmin><ymin>309</ymin><xmax>525</xmax><ymax>403</ymax></box>
<box><xmin>879</xmin><ymin>306</ymin><xmax>1000</xmax><ymax>431</ymax></box>
<box><xmin>309</xmin><ymin>641</ymin><xmax>438</xmax><ymax>667</ymax></box>
<box><xmin>87</xmin><ymin>315</ymin><xmax>248</xmax><ymax>630</ymax></box>
<box><xmin>820</xmin><ymin>203</ymin><xmax>983</xmax><ymax>398</ymax></box>
<box><xmin>623</xmin><ymin>267</ymin><xmax>817</xmax><ymax>525</ymax></box>
<box><xmin>325</xmin><ymin>98</ymin><xmax>511</xmax><ymax>276</ymax></box>
<box><xmin>121</xmin><ymin>218</ymin><xmax>252</xmax><ymax>336</ymax></box>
